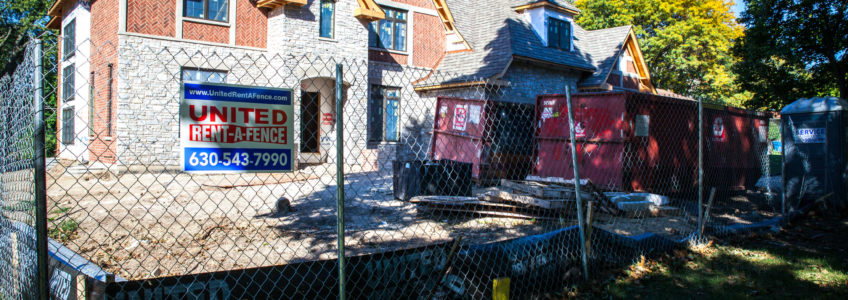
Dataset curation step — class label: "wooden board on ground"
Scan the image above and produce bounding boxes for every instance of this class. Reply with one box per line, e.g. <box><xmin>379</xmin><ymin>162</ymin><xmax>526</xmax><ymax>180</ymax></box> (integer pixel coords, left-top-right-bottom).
<box><xmin>500</xmin><ymin>179</ymin><xmax>574</xmax><ymax>199</ymax></box>
<box><xmin>420</xmin><ymin>206</ymin><xmax>560</xmax><ymax>221</ymax></box>
<box><xmin>486</xmin><ymin>189</ymin><xmax>573</xmax><ymax>209</ymax></box>
<box><xmin>412</xmin><ymin>195</ymin><xmax>568</xmax><ymax>220</ymax></box>
<box><xmin>522</xmin><ymin>176</ymin><xmax>621</xmax><ymax>215</ymax></box>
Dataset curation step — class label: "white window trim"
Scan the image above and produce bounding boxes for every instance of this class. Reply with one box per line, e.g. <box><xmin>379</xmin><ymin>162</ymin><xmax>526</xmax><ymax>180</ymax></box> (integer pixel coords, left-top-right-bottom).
<box><xmin>523</xmin><ymin>6</ymin><xmax>574</xmax><ymax>52</ymax></box>
<box><xmin>182</xmin><ymin>16</ymin><xmax>231</xmax><ymax>27</ymax></box>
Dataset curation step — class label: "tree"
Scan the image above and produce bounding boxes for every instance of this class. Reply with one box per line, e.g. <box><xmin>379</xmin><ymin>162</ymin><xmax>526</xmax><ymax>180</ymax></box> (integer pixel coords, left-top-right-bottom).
<box><xmin>1</xmin><ymin>0</ymin><xmax>53</xmax><ymax>76</ymax></box>
<box><xmin>574</xmin><ymin>0</ymin><xmax>749</xmax><ymax>105</ymax></box>
<box><xmin>2</xmin><ymin>0</ymin><xmax>58</xmax><ymax>155</ymax></box>
<box><xmin>734</xmin><ymin>0</ymin><xmax>847</xmax><ymax>110</ymax></box>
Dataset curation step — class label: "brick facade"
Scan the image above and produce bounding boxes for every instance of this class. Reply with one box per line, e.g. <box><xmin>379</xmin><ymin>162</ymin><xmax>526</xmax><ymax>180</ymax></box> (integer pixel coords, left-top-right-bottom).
<box><xmin>126</xmin><ymin>0</ymin><xmax>175</xmax><ymax>37</ymax></box>
<box><xmin>89</xmin><ymin>0</ymin><xmax>120</xmax><ymax>163</ymax></box>
<box><xmin>412</xmin><ymin>12</ymin><xmax>444</xmax><ymax>68</ymax></box>
<box><xmin>182</xmin><ymin>21</ymin><xmax>229</xmax><ymax>44</ymax></box>
<box><xmin>369</xmin><ymin>50</ymin><xmax>408</xmax><ymax>64</ymax></box>
<box><xmin>235</xmin><ymin>0</ymin><xmax>267</xmax><ymax>48</ymax></box>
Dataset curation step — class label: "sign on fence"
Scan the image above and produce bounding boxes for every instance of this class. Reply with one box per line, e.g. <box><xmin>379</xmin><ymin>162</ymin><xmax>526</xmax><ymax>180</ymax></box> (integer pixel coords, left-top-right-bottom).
<box><xmin>179</xmin><ymin>82</ymin><xmax>294</xmax><ymax>173</ymax></box>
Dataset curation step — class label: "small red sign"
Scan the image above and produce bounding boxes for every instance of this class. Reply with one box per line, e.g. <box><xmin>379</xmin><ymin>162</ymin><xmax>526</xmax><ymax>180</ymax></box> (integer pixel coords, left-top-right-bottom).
<box><xmin>322</xmin><ymin>113</ymin><xmax>334</xmax><ymax>125</ymax></box>
<box><xmin>453</xmin><ymin>105</ymin><xmax>468</xmax><ymax>131</ymax></box>
<box><xmin>712</xmin><ymin>117</ymin><xmax>725</xmax><ymax>142</ymax></box>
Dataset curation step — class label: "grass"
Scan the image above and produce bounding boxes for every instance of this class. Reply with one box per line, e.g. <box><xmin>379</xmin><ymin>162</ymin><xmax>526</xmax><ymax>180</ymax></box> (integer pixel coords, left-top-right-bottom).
<box><xmin>48</xmin><ymin>218</ymin><xmax>79</xmax><ymax>243</ymax></box>
<box><xmin>565</xmin><ymin>216</ymin><xmax>848</xmax><ymax>299</ymax></box>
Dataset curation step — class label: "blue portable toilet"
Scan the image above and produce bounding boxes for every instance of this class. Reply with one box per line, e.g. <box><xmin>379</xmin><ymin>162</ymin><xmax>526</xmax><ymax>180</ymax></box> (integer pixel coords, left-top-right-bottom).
<box><xmin>780</xmin><ymin>97</ymin><xmax>848</xmax><ymax>211</ymax></box>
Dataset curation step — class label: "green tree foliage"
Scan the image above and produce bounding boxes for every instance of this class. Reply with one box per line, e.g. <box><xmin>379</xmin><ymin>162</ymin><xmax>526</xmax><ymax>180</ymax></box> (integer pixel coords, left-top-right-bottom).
<box><xmin>574</xmin><ymin>0</ymin><xmax>749</xmax><ymax>105</ymax></box>
<box><xmin>734</xmin><ymin>0</ymin><xmax>847</xmax><ymax>110</ymax></box>
<box><xmin>1</xmin><ymin>0</ymin><xmax>54</xmax><ymax>75</ymax></box>
<box><xmin>2</xmin><ymin>0</ymin><xmax>58</xmax><ymax>155</ymax></box>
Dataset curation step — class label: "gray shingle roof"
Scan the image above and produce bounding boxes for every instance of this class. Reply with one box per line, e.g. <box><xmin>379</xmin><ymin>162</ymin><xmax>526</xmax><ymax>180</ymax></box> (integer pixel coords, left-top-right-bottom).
<box><xmin>576</xmin><ymin>25</ymin><xmax>633</xmax><ymax>87</ymax></box>
<box><xmin>418</xmin><ymin>0</ymin><xmax>632</xmax><ymax>89</ymax></box>
<box><xmin>522</xmin><ymin>0</ymin><xmax>580</xmax><ymax>13</ymax></box>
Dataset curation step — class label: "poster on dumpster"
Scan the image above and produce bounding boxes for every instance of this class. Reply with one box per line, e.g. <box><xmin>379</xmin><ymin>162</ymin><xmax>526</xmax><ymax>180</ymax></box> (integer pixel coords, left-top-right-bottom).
<box><xmin>712</xmin><ymin>117</ymin><xmax>725</xmax><ymax>142</ymax></box>
<box><xmin>180</xmin><ymin>82</ymin><xmax>294</xmax><ymax>173</ymax></box>
<box><xmin>453</xmin><ymin>104</ymin><xmax>468</xmax><ymax>131</ymax></box>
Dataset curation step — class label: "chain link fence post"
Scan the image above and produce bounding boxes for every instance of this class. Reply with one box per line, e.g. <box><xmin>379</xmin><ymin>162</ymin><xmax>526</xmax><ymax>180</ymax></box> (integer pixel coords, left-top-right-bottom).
<box><xmin>335</xmin><ymin>63</ymin><xmax>346</xmax><ymax>300</ymax></box>
<box><xmin>31</xmin><ymin>38</ymin><xmax>49</xmax><ymax>300</ymax></box>
<box><xmin>564</xmin><ymin>86</ymin><xmax>589</xmax><ymax>280</ymax></box>
<box><xmin>697</xmin><ymin>96</ymin><xmax>704</xmax><ymax>241</ymax></box>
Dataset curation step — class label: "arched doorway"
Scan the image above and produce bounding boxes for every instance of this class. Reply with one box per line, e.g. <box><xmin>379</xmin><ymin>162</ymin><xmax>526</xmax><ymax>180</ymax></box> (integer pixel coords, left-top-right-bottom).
<box><xmin>298</xmin><ymin>77</ymin><xmax>349</xmax><ymax>164</ymax></box>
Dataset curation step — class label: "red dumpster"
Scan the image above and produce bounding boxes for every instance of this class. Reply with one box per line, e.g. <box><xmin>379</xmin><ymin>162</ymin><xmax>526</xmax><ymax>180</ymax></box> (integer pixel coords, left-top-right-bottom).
<box><xmin>430</xmin><ymin>97</ymin><xmax>535</xmax><ymax>183</ymax></box>
<box><xmin>533</xmin><ymin>92</ymin><xmax>768</xmax><ymax>194</ymax></box>
<box><xmin>703</xmin><ymin>104</ymin><xmax>771</xmax><ymax>190</ymax></box>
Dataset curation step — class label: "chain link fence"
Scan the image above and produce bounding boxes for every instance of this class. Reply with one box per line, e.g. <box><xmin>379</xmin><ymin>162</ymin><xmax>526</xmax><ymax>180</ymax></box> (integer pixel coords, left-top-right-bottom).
<box><xmin>1</xmin><ymin>33</ymin><xmax>785</xmax><ymax>299</ymax></box>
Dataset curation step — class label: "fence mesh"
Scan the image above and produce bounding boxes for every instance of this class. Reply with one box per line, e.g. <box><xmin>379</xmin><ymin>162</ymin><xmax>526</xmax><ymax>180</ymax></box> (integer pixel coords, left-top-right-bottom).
<box><xmin>0</xmin><ymin>31</ymin><xmax>783</xmax><ymax>298</ymax></box>
<box><xmin>1</xmin><ymin>41</ymin><xmax>39</xmax><ymax>299</ymax></box>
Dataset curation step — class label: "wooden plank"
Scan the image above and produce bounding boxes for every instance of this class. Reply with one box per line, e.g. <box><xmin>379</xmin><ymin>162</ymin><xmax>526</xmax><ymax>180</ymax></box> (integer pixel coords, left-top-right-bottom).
<box><xmin>487</xmin><ymin>190</ymin><xmax>572</xmax><ymax>209</ymax></box>
<box><xmin>525</xmin><ymin>176</ymin><xmax>621</xmax><ymax>215</ymax></box>
<box><xmin>500</xmin><ymin>179</ymin><xmax>574</xmax><ymax>199</ymax></box>
<box><xmin>421</xmin><ymin>206</ymin><xmax>560</xmax><ymax>221</ymax></box>
<box><xmin>409</xmin><ymin>196</ymin><xmax>478</xmax><ymax>205</ymax></box>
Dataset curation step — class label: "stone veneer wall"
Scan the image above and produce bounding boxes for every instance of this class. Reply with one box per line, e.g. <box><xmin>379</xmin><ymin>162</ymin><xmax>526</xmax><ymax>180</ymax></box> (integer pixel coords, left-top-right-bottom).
<box><xmin>496</xmin><ymin>62</ymin><xmax>582</xmax><ymax>104</ymax></box>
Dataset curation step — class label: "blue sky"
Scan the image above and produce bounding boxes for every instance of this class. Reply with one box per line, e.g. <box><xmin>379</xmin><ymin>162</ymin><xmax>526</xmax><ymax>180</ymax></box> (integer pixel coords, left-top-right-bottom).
<box><xmin>731</xmin><ymin>0</ymin><xmax>746</xmax><ymax>18</ymax></box>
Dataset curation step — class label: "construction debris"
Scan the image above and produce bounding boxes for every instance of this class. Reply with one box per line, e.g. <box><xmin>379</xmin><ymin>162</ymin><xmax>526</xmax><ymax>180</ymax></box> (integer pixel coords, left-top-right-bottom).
<box><xmin>411</xmin><ymin>177</ymin><xmax>687</xmax><ymax>220</ymax></box>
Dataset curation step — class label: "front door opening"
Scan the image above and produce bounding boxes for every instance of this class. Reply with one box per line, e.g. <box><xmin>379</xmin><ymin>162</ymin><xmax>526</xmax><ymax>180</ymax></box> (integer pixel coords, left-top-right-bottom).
<box><xmin>300</xmin><ymin>92</ymin><xmax>320</xmax><ymax>154</ymax></box>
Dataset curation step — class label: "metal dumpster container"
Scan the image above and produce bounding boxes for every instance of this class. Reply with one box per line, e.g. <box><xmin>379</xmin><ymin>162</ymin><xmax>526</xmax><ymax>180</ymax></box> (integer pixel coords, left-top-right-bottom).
<box><xmin>703</xmin><ymin>104</ymin><xmax>771</xmax><ymax>191</ymax></box>
<box><xmin>533</xmin><ymin>92</ymin><xmax>768</xmax><ymax>194</ymax></box>
<box><xmin>430</xmin><ymin>97</ymin><xmax>535</xmax><ymax>184</ymax></box>
<box><xmin>780</xmin><ymin>97</ymin><xmax>848</xmax><ymax>211</ymax></box>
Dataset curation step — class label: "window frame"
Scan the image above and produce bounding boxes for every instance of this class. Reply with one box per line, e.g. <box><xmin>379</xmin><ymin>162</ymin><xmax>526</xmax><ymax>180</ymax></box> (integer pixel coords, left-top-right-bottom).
<box><xmin>368</xmin><ymin>6</ymin><xmax>408</xmax><ymax>52</ymax></box>
<box><xmin>368</xmin><ymin>85</ymin><xmax>401</xmax><ymax>143</ymax></box>
<box><xmin>63</xmin><ymin>19</ymin><xmax>75</xmax><ymax>60</ymax></box>
<box><xmin>62</xmin><ymin>107</ymin><xmax>75</xmax><ymax>145</ymax></box>
<box><xmin>183</xmin><ymin>0</ymin><xmax>229</xmax><ymax>23</ymax></box>
<box><xmin>547</xmin><ymin>17</ymin><xmax>571</xmax><ymax>51</ymax></box>
<box><xmin>62</xmin><ymin>64</ymin><xmax>75</xmax><ymax>102</ymax></box>
<box><xmin>319</xmin><ymin>0</ymin><xmax>335</xmax><ymax>39</ymax></box>
<box><xmin>180</xmin><ymin>68</ymin><xmax>228</xmax><ymax>83</ymax></box>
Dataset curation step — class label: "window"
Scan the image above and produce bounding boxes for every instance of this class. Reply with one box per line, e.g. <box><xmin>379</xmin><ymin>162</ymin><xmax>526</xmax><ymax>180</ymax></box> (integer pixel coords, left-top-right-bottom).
<box><xmin>62</xmin><ymin>65</ymin><xmax>75</xmax><ymax>102</ymax></box>
<box><xmin>368</xmin><ymin>85</ymin><xmax>401</xmax><ymax>143</ymax></box>
<box><xmin>181</xmin><ymin>68</ymin><xmax>227</xmax><ymax>83</ymax></box>
<box><xmin>184</xmin><ymin>0</ymin><xmax>228</xmax><ymax>22</ymax></box>
<box><xmin>547</xmin><ymin>17</ymin><xmax>571</xmax><ymax>50</ymax></box>
<box><xmin>62</xmin><ymin>107</ymin><xmax>75</xmax><ymax>145</ymax></box>
<box><xmin>369</xmin><ymin>7</ymin><xmax>407</xmax><ymax>52</ymax></box>
<box><xmin>319</xmin><ymin>0</ymin><xmax>335</xmax><ymax>39</ymax></box>
<box><xmin>63</xmin><ymin>20</ymin><xmax>75</xmax><ymax>59</ymax></box>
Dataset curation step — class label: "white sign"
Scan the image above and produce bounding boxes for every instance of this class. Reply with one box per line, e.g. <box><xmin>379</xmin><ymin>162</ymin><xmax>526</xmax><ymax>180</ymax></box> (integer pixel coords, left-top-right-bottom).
<box><xmin>453</xmin><ymin>105</ymin><xmax>468</xmax><ymax>131</ymax></box>
<box><xmin>180</xmin><ymin>82</ymin><xmax>294</xmax><ymax>173</ymax></box>
<box><xmin>796</xmin><ymin>128</ymin><xmax>825</xmax><ymax>144</ymax></box>
<box><xmin>468</xmin><ymin>104</ymin><xmax>482</xmax><ymax>124</ymax></box>
<box><xmin>635</xmin><ymin>114</ymin><xmax>650</xmax><ymax>137</ymax></box>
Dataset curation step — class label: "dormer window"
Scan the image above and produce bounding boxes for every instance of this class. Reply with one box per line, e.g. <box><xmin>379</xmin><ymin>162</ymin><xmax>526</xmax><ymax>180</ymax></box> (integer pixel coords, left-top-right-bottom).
<box><xmin>547</xmin><ymin>17</ymin><xmax>571</xmax><ymax>50</ymax></box>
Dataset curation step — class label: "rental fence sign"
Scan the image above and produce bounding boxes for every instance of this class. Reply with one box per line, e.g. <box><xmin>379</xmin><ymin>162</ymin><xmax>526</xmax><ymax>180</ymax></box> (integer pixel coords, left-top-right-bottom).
<box><xmin>180</xmin><ymin>82</ymin><xmax>294</xmax><ymax>173</ymax></box>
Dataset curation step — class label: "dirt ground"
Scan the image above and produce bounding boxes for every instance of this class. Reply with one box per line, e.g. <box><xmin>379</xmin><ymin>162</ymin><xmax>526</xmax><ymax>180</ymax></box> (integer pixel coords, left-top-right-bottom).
<box><xmin>39</xmin><ymin>160</ymin><xmax>778</xmax><ymax>280</ymax></box>
<box><xmin>45</xmin><ymin>161</ymin><xmax>557</xmax><ymax>280</ymax></box>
